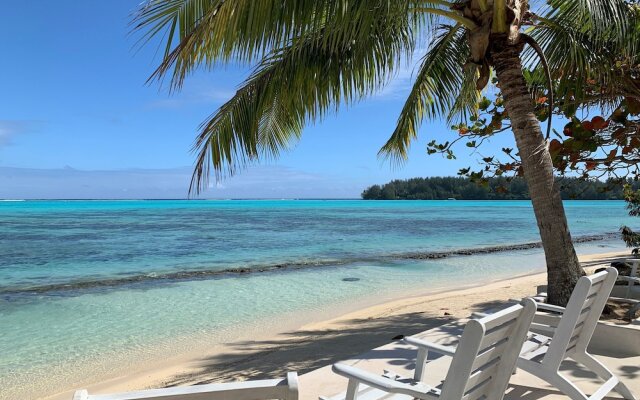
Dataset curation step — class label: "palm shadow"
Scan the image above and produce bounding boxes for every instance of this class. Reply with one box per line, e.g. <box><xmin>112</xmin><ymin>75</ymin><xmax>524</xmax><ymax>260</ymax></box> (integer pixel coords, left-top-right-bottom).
<box><xmin>163</xmin><ymin>311</ymin><xmax>459</xmax><ymax>387</ymax></box>
<box><xmin>163</xmin><ymin>299</ymin><xmax>520</xmax><ymax>388</ymax></box>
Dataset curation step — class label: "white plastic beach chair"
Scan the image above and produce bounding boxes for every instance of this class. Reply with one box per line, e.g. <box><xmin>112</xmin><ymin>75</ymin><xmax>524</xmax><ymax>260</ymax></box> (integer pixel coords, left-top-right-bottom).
<box><xmin>621</xmin><ymin>259</ymin><xmax>640</xmax><ymax>299</ymax></box>
<box><xmin>328</xmin><ymin>299</ymin><xmax>536</xmax><ymax>400</ymax></box>
<box><xmin>72</xmin><ymin>372</ymin><xmax>298</xmax><ymax>400</ymax></box>
<box><xmin>517</xmin><ymin>267</ymin><xmax>637</xmax><ymax>400</ymax></box>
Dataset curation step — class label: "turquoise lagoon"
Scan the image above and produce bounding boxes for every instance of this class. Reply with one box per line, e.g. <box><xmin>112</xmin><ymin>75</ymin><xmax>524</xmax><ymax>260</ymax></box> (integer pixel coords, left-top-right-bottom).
<box><xmin>0</xmin><ymin>200</ymin><xmax>634</xmax><ymax>398</ymax></box>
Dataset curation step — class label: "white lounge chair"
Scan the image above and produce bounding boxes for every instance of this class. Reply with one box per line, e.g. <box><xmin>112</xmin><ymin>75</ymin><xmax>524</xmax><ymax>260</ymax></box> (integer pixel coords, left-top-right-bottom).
<box><xmin>517</xmin><ymin>267</ymin><xmax>637</xmax><ymax>400</ymax></box>
<box><xmin>73</xmin><ymin>372</ymin><xmax>299</xmax><ymax>400</ymax></box>
<box><xmin>327</xmin><ymin>298</ymin><xmax>536</xmax><ymax>400</ymax></box>
<box><xmin>621</xmin><ymin>259</ymin><xmax>640</xmax><ymax>299</ymax></box>
<box><xmin>605</xmin><ymin>259</ymin><xmax>640</xmax><ymax>326</ymax></box>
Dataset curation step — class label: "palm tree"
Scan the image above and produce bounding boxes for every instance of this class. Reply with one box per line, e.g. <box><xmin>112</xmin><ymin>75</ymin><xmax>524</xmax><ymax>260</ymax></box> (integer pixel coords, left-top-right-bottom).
<box><xmin>134</xmin><ymin>0</ymin><xmax>632</xmax><ymax>305</ymax></box>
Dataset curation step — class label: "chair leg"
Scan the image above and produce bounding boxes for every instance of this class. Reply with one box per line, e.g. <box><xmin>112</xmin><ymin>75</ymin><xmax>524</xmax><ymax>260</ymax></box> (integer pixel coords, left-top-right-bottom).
<box><xmin>546</xmin><ymin>373</ymin><xmax>589</xmax><ymax>400</ymax></box>
<box><xmin>572</xmin><ymin>352</ymin><xmax>638</xmax><ymax>400</ymax></box>
<box><xmin>345</xmin><ymin>379</ymin><xmax>359</xmax><ymax>400</ymax></box>
<box><xmin>517</xmin><ymin>359</ymin><xmax>588</xmax><ymax>400</ymax></box>
<box><xmin>414</xmin><ymin>348</ymin><xmax>428</xmax><ymax>382</ymax></box>
<box><xmin>572</xmin><ymin>352</ymin><xmax>613</xmax><ymax>380</ymax></box>
<box><xmin>614</xmin><ymin>381</ymin><xmax>639</xmax><ymax>400</ymax></box>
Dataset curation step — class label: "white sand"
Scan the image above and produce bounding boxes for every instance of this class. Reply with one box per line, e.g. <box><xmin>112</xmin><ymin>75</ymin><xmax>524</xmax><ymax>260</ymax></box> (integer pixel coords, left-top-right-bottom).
<box><xmin>42</xmin><ymin>250</ymin><xmax>628</xmax><ymax>400</ymax></box>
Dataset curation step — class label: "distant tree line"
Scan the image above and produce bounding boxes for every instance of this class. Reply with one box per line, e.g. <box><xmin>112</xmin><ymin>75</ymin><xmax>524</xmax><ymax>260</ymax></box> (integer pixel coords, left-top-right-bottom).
<box><xmin>361</xmin><ymin>177</ymin><xmax>640</xmax><ymax>200</ymax></box>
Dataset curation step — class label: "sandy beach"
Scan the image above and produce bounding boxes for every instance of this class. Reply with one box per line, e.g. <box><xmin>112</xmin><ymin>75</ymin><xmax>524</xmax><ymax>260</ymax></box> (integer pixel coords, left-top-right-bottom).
<box><xmin>42</xmin><ymin>250</ymin><xmax>627</xmax><ymax>400</ymax></box>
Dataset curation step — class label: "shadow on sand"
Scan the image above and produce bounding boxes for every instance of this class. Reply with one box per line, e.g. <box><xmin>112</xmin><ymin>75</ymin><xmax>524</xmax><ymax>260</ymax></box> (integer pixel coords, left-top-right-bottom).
<box><xmin>162</xmin><ymin>295</ymin><xmax>638</xmax><ymax>400</ymax></box>
<box><xmin>164</xmin><ymin>298</ymin><xmax>515</xmax><ymax>387</ymax></box>
<box><xmin>164</xmin><ymin>311</ymin><xmax>456</xmax><ymax>386</ymax></box>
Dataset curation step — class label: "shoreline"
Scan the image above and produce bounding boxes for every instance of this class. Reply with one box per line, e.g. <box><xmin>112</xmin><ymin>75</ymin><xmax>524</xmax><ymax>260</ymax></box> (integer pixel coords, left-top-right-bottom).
<box><xmin>3</xmin><ymin>232</ymin><xmax>618</xmax><ymax>297</ymax></box>
<box><xmin>40</xmin><ymin>249</ymin><xmax>627</xmax><ymax>400</ymax></box>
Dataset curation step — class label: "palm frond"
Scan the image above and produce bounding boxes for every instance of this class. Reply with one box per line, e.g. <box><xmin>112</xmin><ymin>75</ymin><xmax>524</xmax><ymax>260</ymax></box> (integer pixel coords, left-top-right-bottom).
<box><xmin>379</xmin><ymin>24</ymin><xmax>470</xmax><ymax>163</ymax></box>
<box><xmin>133</xmin><ymin>0</ymin><xmax>433</xmax><ymax>91</ymax></box>
<box><xmin>189</xmin><ymin>11</ymin><xmax>414</xmax><ymax>193</ymax></box>
<box><xmin>528</xmin><ymin>0</ymin><xmax>638</xmax><ymax>103</ymax></box>
<box><xmin>449</xmin><ymin>64</ymin><xmax>482</xmax><ymax>122</ymax></box>
<box><xmin>543</xmin><ymin>0</ymin><xmax>630</xmax><ymax>42</ymax></box>
<box><xmin>529</xmin><ymin>18</ymin><xmax>632</xmax><ymax>110</ymax></box>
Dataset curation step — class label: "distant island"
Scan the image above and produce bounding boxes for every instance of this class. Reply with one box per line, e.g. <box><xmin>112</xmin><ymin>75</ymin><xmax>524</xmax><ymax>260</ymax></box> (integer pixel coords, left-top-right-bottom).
<box><xmin>362</xmin><ymin>177</ymin><xmax>638</xmax><ymax>200</ymax></box>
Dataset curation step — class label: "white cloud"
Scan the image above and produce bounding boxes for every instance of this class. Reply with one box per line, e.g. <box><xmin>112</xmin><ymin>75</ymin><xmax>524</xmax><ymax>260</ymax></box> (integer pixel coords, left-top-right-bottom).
<box><xmin>0</xmin><ymin>120</ymin><xmax>32</xmax><ymax>146</ymax></box>
<box><xmin>0</xmin><ymin>165</ymin><xmax>365</xmax><ymax>199</ymax></box>
<box><xmin>200</xmin><ymin>88</ymin><xmax>236</xmax><ymax>102</ymax></box>
<box><xmin>145</xmin><ymin>98</ymin><xmax>186</xmax><ymax>110</ymax></box>
<box><xmin>146</xmin><ymin>86</ymin><xmax>237</xmax><ymax>110</ymax></box>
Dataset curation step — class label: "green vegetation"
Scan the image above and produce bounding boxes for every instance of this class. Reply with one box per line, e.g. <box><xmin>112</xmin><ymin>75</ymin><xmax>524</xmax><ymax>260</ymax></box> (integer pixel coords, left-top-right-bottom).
<box><xmin>362</xmin><ymin>177</ymin><xmax>640</xmax><ymax>201</ymax></box>
<box><xmin>621</xmin><ymin>185</ymin><xmax>640</xmax><ymax>253</ymax></box>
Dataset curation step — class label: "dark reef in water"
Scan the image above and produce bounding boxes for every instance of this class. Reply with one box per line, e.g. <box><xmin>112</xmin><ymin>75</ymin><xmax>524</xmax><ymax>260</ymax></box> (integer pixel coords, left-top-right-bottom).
<box><xmin>399</xmin><ymin>233</ymin><xmax>614</xmax><ymax>260</ymax></box>
<box><xmin>0</xmin><ymin>232</ymin><xmax>618</xmax><ymax>298</ymax></box>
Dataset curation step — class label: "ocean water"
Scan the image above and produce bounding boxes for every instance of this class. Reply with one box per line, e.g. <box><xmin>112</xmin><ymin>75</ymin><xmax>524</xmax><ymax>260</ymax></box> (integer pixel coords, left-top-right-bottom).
<box><xmin>0</xmin><ymin>200</ymin><xmax>634</xmax><ymax>398</ymax></box>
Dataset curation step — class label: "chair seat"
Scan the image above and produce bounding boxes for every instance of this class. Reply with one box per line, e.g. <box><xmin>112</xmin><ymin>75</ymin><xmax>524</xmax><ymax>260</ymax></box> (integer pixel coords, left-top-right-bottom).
<box><xmin>322</xmin><ymin>385</ymin><xmax>414</xmax><ymax>400</ymax></box>
<box><xmin>323</xmin><ymin>357</ymin><xmax>450</xmax><ymax>400</ymax></box>
<box><xmin>520</xmin><ymin>333</ymin><xmax>553</xmax><ymax>361</ymax></box>
<box><xmin>323</xmin><ymin>375</ymin><xmax>440</xmax><ymax>400</ymax></box>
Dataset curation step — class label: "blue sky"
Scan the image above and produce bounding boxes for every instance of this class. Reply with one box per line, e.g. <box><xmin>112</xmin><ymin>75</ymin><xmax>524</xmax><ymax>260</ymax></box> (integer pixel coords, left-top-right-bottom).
<box><xmin>0</xmin><ymin>1</ymin><xmax>519</xmax><ymax>199</ymax></box>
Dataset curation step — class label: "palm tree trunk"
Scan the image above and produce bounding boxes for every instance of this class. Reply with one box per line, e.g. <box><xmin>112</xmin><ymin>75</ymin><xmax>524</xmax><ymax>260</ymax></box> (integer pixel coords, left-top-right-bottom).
<box><xmin>491</xmin><ymin>40</ymin><xmax>583</xmax><ymax>306</ymax></box>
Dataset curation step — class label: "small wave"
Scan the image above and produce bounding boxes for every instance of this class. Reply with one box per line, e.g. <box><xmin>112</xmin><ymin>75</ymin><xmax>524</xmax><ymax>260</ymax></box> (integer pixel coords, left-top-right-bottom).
<box><xmin>0</xmin><ymin>232</ymin><xmax>619</xmax><ymax>297</ymax></box>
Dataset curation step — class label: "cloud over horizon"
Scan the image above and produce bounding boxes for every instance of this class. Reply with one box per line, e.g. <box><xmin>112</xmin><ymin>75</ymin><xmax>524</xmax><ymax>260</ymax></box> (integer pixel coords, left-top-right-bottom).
<box><xmin>0</xmin><ymin>165</ymin><xmax>366</xmax><ymax>199</ymax></box>
<box><xmin>0</xmin><ymin>120</ymin><xmax>36</xmax><ymax>147</ymax></box>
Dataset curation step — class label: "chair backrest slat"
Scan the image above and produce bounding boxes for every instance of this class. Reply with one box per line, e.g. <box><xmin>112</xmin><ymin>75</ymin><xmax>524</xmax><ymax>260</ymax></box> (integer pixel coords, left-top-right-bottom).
<box><xmin>581</xmin><ymin>292</ymin><xmax>598</xmax><ymax>310</ymax></box>
<box><xmin>586</xmin><ymin>281</ymin><xmax>605</xmax><ymax>300</ymax></box>
<box><xmin>462</xmin><ymin>387</ymin><xmax>489</xmax><ymax>400</ymax></box>
<box><xmin>470</xmin><ymin>339</ymin><xmax>508</xmax><ymax>371</ymax></box>
<box><xmin>439</xmin><ymin>299</ymin><xmax>536</xmax><ymax>400</ymax></box>
<box><xmin>464</xmin><ymin>362</ymin><xmax>500</xmax><ymax>394</ymax></box>
<box><xmin>481</xmin><ymin>306</ymin><xmax>525</xmax><ymax>330</ymax></box>
<box><xmin>461</xmin><ymin>375</ymin><xmax>493</xmax><ymax>400</ymax></box>
<box><xmin>478</xmin><ymin>319</ymin><xmax>517</xmax><ymax>350</ymax></box>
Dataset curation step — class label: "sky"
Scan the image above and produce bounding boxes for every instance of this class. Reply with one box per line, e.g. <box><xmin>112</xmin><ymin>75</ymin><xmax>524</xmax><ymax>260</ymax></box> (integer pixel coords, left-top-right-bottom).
<box><xmin>0</xmin><ymin>1</ymin><xmax>519</xmax><ymax>199</ymax></box>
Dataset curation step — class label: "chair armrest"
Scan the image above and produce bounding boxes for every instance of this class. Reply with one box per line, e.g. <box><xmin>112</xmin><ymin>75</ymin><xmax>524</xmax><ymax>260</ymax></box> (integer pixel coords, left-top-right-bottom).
<box><xmin>404</xmin><ymin>336</ymin><xmax>457</xmax><ymax>357</ymax></box>
<box><xmin>619</xmin><ymin>276</ymin><xmax>640</xmax><ymax>284</ymax></box>
<box><xmin>83</xmin><ymin>375</ymin><xmax>298</xmax><ymax>400</ymax></box>
<box><xmin>534</xmin><ymin>302</ymin><xmax>566</xmax><ymax>314</ymax></box>
<box><xmin>332</xmin><ymin>364</ymin><xmax>433</xmax><ymax>399</ymax></box>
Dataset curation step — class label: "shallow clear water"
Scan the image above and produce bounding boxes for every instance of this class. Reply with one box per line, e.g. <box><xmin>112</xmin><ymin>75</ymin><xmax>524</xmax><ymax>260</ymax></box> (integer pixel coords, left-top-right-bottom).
<box><xmin>0</xmin><ymin>200</ymin><xmax>634</xmax><ymax>398</ymax></box>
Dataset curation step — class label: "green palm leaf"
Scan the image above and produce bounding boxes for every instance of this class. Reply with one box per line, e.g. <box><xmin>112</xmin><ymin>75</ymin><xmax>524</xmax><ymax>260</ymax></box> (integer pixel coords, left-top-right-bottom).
<box><xmin>544</xmin><ymin>0</ymin><xmax>630</xmax><ymax>41</ymax></box>
<box><xmin>133</xmin><ymin>0</ymin><xmax>442</xmax><ymax>91</ymax></box>
<box><xmin>379</xmin><ymin>24</ymin><xmax>472</xmax><ymax>163</ymax></box>
<box><xmin>525</xmin><ymin>0</ymin><xmax>637</xmax><ymax>108</ymax></box>
<box><xmin>189</xmin><ymin>10</ymin><xmax>414</xmax><ymax>193</ymax></box>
